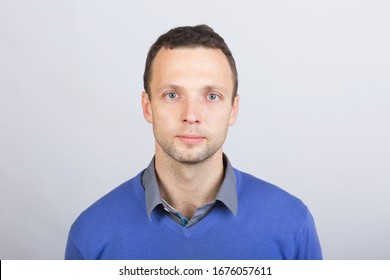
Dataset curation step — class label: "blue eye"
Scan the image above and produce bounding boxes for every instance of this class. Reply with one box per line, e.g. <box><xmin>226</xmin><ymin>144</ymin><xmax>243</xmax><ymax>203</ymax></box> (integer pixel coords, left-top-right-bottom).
<box><xmin>166</xmin><ymin>92</ymin><xmax>177</xmax><ymax>99</ymax></box>
<box><xmin>208</xmin><ymin>93</ymin><xmax>219</xmax><ymax>101</ymax></box>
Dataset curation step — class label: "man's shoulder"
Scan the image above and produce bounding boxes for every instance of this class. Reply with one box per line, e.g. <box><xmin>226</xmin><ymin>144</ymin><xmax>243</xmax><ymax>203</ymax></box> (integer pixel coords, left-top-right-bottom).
<box><xmin>66</xmin><ymin>171</ymin><xmax>148</xmax><ymax>259</ymax></box>
<box><xmin>70</xmin><ymin>171</ymin><xmax>145</xmax><ymax>229</ymax></box>
<box><xmin>232</xmin><ymin>168</ymin><xmax>322</xmax><ymax>260</ymax></box>
<box><xmin>92</xmin><ymin>171</ymin><xmax>143</xmax><ymax>208</ymax></box>
<box><xmin>234</xmin><ymin>168</ymin><xmax>308</xmax><ymax>214</ymax></box>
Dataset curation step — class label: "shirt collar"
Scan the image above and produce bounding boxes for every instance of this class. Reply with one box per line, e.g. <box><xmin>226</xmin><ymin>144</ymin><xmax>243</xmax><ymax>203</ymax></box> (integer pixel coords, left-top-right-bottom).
<box><xmin>141</xmin><ymin>154</ymin><xmax>237</xmax><ymax>220</ymax></box>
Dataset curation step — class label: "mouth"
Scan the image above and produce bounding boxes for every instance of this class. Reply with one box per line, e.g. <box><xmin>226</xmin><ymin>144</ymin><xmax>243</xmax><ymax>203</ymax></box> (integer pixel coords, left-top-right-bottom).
<box><xmin>176</xmin><ymin>134</ymin><xmax>205</xmax><ymax>144</ymax></box>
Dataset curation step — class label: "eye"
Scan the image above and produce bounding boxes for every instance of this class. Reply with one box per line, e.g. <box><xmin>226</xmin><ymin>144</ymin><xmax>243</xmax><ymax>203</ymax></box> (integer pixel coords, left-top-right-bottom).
<box><xmin>207</xmin><ymin>93</ymin><xmax>219</xmax><ymax>101</ymax></box>
<box><xmin>165</xmin><ymin>92</ymin><xmax>177</xmax><ymax>100</ymax></box>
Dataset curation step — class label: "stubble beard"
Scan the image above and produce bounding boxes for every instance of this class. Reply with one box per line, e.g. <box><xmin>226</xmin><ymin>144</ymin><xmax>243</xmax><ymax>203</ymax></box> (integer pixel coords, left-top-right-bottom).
<box><xmin>154</xmin><ymin>130</ymin><xmax>227</xmax><ymax>165</ymax></box>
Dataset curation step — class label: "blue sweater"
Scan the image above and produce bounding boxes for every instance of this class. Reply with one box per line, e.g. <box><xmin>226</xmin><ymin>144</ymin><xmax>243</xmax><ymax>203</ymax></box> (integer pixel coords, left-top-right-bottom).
<box><xmin>65</xmin><ymin>169</ymin><xmax>322</xmax><ymax>259</ymax></box>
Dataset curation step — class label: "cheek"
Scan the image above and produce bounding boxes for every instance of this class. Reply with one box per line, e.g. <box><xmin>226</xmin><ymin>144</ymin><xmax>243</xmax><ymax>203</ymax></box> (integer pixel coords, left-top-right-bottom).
<box><xmin>210</xmin><ymin>108</ymin><xmax>234</xmax><ymax>124</ymax></box>
<box><xmin>152</xmin><ymin>110</ymin><xmax>178</xmax><ymax>135</ymax></box>
<box><xmin>205</xmin><ymin>112</ymin><xmax>232</xmax><ymax>135</ymax></box>
<box><xmin>152</xmin><ymin>110</ymin><xmax>174</xmax><ymax>126</ymax></box>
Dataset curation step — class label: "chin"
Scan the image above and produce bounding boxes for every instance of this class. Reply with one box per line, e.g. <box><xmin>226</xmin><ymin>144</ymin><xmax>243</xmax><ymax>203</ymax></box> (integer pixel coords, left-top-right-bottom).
<box><xmin>171</xmin><ymin>150</ymin><xmax>217</xmax><ymax>165</ymax></box>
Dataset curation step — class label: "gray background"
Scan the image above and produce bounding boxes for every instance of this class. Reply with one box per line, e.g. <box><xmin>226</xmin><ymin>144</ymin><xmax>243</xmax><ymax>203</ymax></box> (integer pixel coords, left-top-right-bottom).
<box><xmin>1</xmin><ymin>0</ymin><xmax>389</xmax><ymax>259</ymax></box>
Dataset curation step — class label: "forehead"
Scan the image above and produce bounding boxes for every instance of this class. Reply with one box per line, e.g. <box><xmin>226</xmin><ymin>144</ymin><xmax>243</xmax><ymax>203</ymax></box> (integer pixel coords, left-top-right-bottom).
<box><xmin>150</xmin><ymin>47</ymin><xmax>234</xmax><ymax>91</ymax></box>
<box><xmin>153</xmin><ymin>46</ymin><xmax>228</xmax><ymax>63</ymax></box>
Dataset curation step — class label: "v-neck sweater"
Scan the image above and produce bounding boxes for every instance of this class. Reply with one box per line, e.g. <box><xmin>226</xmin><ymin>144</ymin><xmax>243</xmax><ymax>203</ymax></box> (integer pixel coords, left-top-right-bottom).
<box><xmin>65</xmin><ymin>169</ymin><xmax>322</xmax><ymax>259</ymax></box>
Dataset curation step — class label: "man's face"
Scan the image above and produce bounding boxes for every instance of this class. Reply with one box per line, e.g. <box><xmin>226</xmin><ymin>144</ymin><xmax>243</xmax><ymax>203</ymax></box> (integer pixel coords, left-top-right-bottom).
<box><xmin>142</xmin><ymin>47</ymin><xmax>239</xmax><ymax>164</ymax></box>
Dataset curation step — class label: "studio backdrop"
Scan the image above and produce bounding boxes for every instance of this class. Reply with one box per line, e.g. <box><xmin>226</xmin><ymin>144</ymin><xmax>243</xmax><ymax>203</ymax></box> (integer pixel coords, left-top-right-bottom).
<box><xmin>0</xmin><ymin>0</ymin><xmax>389</xmax><ymax>259</ymax></box>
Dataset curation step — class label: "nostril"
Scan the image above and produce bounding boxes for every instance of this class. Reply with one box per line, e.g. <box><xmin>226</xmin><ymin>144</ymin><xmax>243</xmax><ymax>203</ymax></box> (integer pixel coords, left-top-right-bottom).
<box><xmin>183</xmin><ymin>116</ymin><xmax>199</xmax><ymax>124</ymax></box>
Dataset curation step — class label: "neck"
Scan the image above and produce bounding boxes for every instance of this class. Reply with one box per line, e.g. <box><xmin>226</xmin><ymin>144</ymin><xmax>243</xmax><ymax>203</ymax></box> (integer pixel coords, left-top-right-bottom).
<box><xmin>154</xmin><ymin>148</ymin><xmax>225</xmax><ymax>219</ymax></box>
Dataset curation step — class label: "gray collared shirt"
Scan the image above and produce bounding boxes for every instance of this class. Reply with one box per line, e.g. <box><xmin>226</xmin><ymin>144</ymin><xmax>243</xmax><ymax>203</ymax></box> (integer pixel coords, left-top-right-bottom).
<box><xmin>141</xmin><ymin>154</ymin><xmax>237</xmax><ymax>227</ymax></box>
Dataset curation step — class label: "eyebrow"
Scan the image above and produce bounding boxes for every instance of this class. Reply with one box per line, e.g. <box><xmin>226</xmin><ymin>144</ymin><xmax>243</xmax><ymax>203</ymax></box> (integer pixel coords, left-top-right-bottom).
<box><xmin>156</xmin><ymin>84</ymin><xmax>230</xmax><ymax>94</ymax></box>
<box><xmin>204</xmin><ymin>85</ymin><xmax>229</xmax><ymax>93</ymax></box>
<box><xmin>156</xmin><ymin>84</ymin><xmax>182</xmax><ymax>93</ymax></box>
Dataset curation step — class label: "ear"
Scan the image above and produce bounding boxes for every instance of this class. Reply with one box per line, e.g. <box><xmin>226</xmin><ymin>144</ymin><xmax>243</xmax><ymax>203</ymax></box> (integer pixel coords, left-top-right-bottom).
<box><xmin>229</xmin><ymin>94</ymin><xmax>239</xmax><ymax>126</ymax></box>
<box><xmin>142</xmin><ymin>92</ymin><xmax>153</xmax><ymax>124</ymax></box>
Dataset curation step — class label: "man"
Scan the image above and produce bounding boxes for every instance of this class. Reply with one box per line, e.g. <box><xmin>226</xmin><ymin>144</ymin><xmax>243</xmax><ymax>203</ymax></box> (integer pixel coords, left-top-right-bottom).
<box><xmin>65</xmin><ymin>25</ymin><xmax>322</xmax><ymax>259</ymax></box>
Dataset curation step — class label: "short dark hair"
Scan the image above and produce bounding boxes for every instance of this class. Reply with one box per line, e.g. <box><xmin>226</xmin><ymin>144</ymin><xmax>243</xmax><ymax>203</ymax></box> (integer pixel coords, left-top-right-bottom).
<box><xmin>143</xmin><ymin>25</ymin><xmax>238</xmax><ymax>101</ymax></box>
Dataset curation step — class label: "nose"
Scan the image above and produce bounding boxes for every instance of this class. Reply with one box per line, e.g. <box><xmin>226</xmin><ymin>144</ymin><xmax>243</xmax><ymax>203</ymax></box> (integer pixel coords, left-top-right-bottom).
<box><xmin>181</xmin><ymin>98</ymin><xmax>201</xmax><ymax>125</ymax></box>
